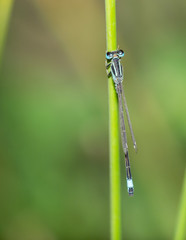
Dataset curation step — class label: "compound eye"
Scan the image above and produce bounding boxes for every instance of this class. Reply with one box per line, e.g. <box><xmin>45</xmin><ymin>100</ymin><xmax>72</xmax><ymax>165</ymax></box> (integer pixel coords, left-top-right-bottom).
<box><xmin>106</xmin><ymin>51</ymin><xmax>113</xmax><ymax>60</ymax></box>
<box><xmin>118</xmin><ymin>49</ymin><xmax>124</xmax><ymax>57</ymax></box>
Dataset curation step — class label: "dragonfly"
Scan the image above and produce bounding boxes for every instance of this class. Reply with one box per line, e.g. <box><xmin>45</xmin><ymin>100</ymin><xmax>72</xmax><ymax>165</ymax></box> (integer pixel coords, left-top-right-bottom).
<box><xmin>105</xmin><ymin>49</ymin><xmax>137</xmax><ymax>196</ymax></box>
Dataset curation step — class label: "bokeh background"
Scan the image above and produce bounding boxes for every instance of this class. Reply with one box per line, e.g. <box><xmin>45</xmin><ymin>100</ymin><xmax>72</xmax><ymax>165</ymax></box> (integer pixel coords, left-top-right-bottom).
<box><xmin>0</xmin><ymin>0</ymin><xmax>186</xmax><ymax>239</ymax></box>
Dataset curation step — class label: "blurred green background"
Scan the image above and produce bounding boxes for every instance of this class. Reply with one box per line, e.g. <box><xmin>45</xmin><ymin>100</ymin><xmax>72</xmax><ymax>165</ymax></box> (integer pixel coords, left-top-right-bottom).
<box><xmin>0</xmin><ymin>0</ymin><xmax>186</xmax><ymax>239</ymax></box>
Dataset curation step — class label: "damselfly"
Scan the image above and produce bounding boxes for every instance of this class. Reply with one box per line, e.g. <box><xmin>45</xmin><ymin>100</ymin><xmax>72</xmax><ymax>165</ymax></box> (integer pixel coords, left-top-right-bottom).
<box><xmin>105</xmin><ymin>49</ymin><xmax>137</xmax><ymax>196</ymax></box>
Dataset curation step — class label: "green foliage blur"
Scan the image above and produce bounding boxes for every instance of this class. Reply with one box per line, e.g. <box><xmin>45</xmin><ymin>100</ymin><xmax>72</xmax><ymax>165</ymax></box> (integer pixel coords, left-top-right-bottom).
<box><xmin>0</xmin><ymin>0</ymin><xmax>185</xmax><ymax>239</ymax></box>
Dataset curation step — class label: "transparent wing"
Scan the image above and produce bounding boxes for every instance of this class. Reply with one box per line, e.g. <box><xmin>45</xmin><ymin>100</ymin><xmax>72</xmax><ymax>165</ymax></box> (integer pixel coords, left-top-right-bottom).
<box><xmin>117</xmin><ymin>82</ymin><xmax>128</xmax><ymax>154</ymax></box>
<box><xmin>117</xmin><ymin>82</ymin><xmax>134</xmax><ymax>196</ymax></box>
<box><xmin>122</xmin><ymin>87</ymin><xmax>137</xmax><ymax>152</ymax></box>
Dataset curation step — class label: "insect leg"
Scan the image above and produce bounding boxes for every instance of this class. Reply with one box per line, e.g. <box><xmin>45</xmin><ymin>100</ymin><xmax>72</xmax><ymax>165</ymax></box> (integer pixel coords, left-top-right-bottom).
<box><xmin>105</xmin><ymin>60</ymin><xmax>112</xmax><ymax>78</ymax></box>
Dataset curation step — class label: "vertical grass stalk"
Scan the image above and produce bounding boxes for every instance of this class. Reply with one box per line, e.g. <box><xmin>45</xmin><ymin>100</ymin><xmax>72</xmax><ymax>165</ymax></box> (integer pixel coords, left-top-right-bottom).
<box><xmin>105</xmin><ymin>1</ymin><xmax>121</xmax><ymax>240</ymax></box>
<box><xmin>174</xmin><ymin>169</ymin><xmax>186</xmax><ymax>240</ymax></box>
<box><xmin>0</xmin><ymin>0</ymin><xmax>14</xmax><ymax>66</ymax></box>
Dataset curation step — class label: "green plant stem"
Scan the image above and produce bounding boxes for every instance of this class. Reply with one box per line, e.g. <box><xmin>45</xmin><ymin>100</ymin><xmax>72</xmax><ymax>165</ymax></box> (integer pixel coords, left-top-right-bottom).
<box><xmin>0</xmin><ymin>0</ymin><xmax>14</xmax><ymax>66</ymax></box>
<box><xmin>105</xmin><ymin>1</ymin><xmax>121</xmax><ymax>240</ymax></box>
<box><xmin>174</xmin><ymin>168</ymin><xmax>186</xmax><ymax>240</ymax></box>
